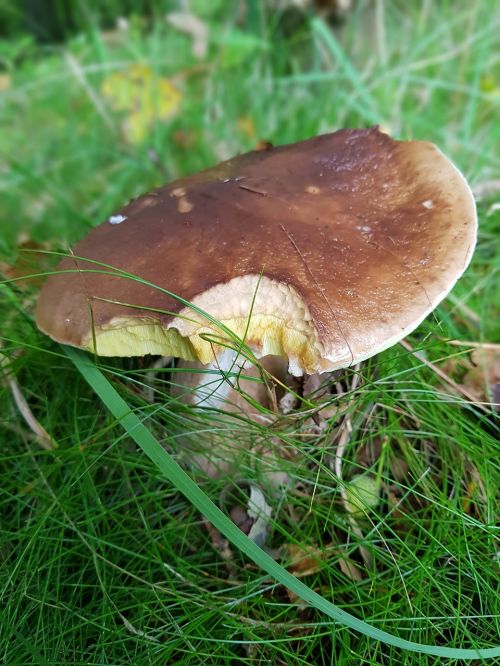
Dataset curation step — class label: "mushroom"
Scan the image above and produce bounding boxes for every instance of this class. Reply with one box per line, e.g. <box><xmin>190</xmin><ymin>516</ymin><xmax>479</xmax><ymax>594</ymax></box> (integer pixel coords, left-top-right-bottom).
<box><xmin>36</xmin><ymin>128</ymin><xmax>476</xmax><ymax>387</ymax></box>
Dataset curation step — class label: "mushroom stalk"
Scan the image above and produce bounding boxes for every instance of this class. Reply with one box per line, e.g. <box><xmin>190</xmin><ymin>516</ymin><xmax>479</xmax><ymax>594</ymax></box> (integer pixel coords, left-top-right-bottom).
<box><xmin>188</xmin><ymin>348</ymin><xmax>248</xmax><ymax>409</ymax></box>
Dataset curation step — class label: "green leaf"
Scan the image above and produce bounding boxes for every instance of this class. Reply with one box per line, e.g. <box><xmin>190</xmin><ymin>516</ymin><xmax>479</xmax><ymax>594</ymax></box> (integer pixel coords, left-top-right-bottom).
<box><xmin>345</xmin><ymin>474</ymin><xmax>381</xmax><ymax>516</ymax></box>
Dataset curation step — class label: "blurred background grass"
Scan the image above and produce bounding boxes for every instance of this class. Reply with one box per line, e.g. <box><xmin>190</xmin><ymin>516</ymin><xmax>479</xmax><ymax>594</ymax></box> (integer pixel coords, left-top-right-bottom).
<box><xmin>0</xmin><ymin>1</ymin><xmax>499</xmax><ymax>664</ymax></box>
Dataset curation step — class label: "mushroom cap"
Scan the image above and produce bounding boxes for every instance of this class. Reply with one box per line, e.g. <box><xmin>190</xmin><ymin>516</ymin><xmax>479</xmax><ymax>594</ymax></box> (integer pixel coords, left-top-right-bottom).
<box><xmin>36</xmin><ymin>128</ymin><xmax>476</xmax><ymax>375</ymax></box>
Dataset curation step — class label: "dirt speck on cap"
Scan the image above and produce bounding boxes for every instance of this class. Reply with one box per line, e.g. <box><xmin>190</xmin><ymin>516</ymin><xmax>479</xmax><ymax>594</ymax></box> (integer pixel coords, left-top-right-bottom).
<box><xmin>178</xmin><ymin>197</ymin><xmax>193</xmax><ymax>213</ymax></box>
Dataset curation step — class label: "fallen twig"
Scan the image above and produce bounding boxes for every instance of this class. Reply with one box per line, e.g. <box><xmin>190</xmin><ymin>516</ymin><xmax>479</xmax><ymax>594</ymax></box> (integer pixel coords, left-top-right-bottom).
<box><xmin>1</xmin><ymin>348</ymin><xmax>57</xmax><ymax>450</ymax></box>
<box><xmin>446</xmin><ymin>339</ymin><xmax>500</xmax><ymax>351</ymax></box>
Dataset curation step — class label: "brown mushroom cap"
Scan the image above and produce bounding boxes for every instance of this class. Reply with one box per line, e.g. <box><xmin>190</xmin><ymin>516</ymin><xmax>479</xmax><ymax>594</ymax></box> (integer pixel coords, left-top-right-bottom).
<box><xmin>35</xmin><ymin>128</ymin><xmax>476</xmax><ymax>375</ymax></box>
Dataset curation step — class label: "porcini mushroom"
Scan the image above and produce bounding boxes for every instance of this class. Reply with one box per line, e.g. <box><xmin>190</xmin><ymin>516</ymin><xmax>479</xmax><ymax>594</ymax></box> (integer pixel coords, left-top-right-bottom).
<box><xmin>36</xmin><ymin>128</ymin><xmax>476</xmax><ymax>380</ymax></box>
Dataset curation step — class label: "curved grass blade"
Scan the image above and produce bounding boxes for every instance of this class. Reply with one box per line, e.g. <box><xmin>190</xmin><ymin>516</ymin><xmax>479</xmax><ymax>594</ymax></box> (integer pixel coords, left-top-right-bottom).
<box><xmin>66</xmin><ymin>346</ymin><xmax>500</xmax><ymax>660</ymax></box>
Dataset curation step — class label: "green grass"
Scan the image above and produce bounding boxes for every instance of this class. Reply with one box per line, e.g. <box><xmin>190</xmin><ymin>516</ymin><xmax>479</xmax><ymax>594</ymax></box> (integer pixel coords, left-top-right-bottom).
<box><xmin>1</xmin><ymin>1</ymin><xmax>499</xmax><ymax>664</ymax></box>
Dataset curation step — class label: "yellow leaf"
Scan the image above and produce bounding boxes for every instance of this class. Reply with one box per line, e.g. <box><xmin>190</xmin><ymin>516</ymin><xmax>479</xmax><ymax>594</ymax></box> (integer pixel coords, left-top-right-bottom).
<box><xmin>480</xmin><ymin>74</ymin><xmax>500</xmax><ymax>96</ymax></box>
<box><xmin>101</xmin><ymin>64</ymin><xmax>181</xmax><ymax>143</ymax></box>
<box><xmin>0</xmin><ymin>73</ymin><xmax>11</xmax><ymax>91</ymax></box>
<box><xmin>237</xmin><ymin>116</ymin><xmax>255</xmax><ymax>140</ymax></box>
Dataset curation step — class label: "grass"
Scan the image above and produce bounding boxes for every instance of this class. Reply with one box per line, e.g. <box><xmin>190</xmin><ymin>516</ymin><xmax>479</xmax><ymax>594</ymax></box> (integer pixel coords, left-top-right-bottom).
<box><xmin>1</xmin><ymin>1</ymin><xmax>499</xmax><ymax>663</ymax></box>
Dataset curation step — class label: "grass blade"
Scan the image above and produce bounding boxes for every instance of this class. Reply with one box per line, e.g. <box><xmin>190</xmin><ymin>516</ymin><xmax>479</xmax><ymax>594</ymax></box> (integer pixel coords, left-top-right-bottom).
<box><xmin>311</xmin><ymin>17</ymin><xmax>381</xmax><ymax>126</ymax></box>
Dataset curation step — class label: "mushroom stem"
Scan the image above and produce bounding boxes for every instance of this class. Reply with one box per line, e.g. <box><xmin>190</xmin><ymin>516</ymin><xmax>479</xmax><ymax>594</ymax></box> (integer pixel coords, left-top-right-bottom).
<box><xmin>173</xmin><ymin>354</ymin><xmax>288</xmax><ymax>414</ymax></box>
<box><xmin>172</xmin><ymin>355</ymin><xmax>289</xmax><ymax>480</ymax></box>
<box><xmin>190</xmin><ymin>348</ymin><xmax>248</xmax><ymax>409</ymax></box>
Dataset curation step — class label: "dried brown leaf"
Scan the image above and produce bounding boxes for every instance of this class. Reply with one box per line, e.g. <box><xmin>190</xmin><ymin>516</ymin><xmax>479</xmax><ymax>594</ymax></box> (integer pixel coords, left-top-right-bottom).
<box><xmin>202</xmin><ymin>517</ymin><xmax>234</xmax><ymax>563</ymax></box>
<box><xmin>286</xmin><ymin>543</ymin><xmax>326</xmax><ymax>577</ymax></box>
<box><xmin>400</xmin><ymin>339</ymin><xmax>491</xmax><ymax>411</ymax></box>
<box><xmin>461</xmin><ymin>347</ymin><xmax>500</xmax><ymax>408</ymax></box>
<box><xmin>0</xmin><ymin>238</ymin><xmax>55</xmax><ymax>287</ymax></box>
<box><xmin>285</xmin><ymin>542</ymin><xmax>363</xmax><ymax>582</ymax></box>
<box><xmin>336</xmin><ymin>552</ymin><xmax>363</xmax><ymax>581</ymax></box>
